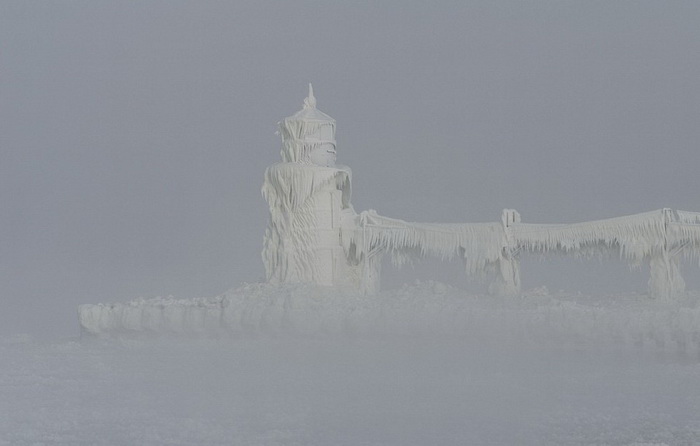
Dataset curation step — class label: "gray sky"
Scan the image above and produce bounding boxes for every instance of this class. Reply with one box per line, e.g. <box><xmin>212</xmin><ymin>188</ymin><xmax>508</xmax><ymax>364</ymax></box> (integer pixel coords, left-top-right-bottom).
<box><xmin>2</xmin><ymin>1</ymin><xmax>699</xmax><ymax>337</ymax></box>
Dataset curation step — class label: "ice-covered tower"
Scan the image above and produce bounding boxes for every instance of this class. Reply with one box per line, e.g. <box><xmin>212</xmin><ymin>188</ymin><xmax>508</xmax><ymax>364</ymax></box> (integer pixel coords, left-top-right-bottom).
<box><xmin>277</xmin><ymin>84</ymin><xmax>337</xmax><ymax>167</ymax></box>
<box><xmin>262</xmin><ymin>85</ymin><xmax>361</xmax><ymax>288</ymax></box>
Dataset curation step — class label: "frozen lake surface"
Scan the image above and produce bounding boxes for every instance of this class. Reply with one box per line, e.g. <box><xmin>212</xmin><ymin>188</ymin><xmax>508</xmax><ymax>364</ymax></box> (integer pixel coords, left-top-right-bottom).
<box><xmin>2</xmin><ymin>336</ymin><xmax>699</xmax><ymax>445</ymax></box>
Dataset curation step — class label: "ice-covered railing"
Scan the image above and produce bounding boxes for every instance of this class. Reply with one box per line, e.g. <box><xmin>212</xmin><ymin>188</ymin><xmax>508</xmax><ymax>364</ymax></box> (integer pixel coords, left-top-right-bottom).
<box><xmin>509</xmin><ymin>209</ymin><xmax>696</xmax><ymax>299</ymax></box>
<box><xmin>674</xmin><ymin>210</ymin><xmax>700</xmax><ymax>224</ymax></box>
<box><xmin>352</xmin><ymin>208</ymin><xmax>700</xmax><ymax>299</ymax></box>
<box><xmin>510</xmin><ymin>210</ymin><xmax>666</xmax><ymax>262</ymax></box>
<box><xmin>345</xmin><ymin>210</ymin><xmax>519</xmax><ymax>296</ymax></box>
<box><xmin>349</xmin><ymin>210</ymin><xmax>504</xmax><ymax>273</ymax></box>
<box><xmin>668</xmin><ymin>210</ymin><xmax>700</xmax><ymax>265</ymax></box>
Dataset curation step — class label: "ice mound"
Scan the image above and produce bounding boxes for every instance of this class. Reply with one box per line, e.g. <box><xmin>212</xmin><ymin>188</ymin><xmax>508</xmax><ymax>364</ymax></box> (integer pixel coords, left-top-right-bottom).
<box><xmin>78</xmin><ymin>282</ymin><xmax>700</xmax><ymax>353</ymax></box>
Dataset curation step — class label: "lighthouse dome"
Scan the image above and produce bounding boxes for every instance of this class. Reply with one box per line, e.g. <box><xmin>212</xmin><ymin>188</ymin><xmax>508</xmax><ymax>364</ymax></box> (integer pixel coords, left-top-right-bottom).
<box><xmin>278</xmin><ymin>84</ymin><xmax>337</xmax><ymax>166</ymax></box>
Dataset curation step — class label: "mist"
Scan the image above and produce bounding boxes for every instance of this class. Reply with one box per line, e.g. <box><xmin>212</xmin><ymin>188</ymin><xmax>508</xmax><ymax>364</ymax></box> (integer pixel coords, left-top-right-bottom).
<box><xmin>2</xmin><ymin>0</ymin><xmax>699</xmax><ymax>338</ymax></box>
<box><xmin>2</xmin><ymin>2</ymin><xmax>700</xmax><ymax>444</ymax></box>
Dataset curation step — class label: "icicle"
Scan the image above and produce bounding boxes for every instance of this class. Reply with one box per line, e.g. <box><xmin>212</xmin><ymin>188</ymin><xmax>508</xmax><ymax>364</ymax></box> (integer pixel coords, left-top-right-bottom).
<box><xmin>510</xmin><ymin>210</ymin><xmax>668</xmax><ymax>264</ymax></box>
<box><xmin>349</xmin><ymin>211</ymin><xmax>505</xmax><ymax>280</ymax></box>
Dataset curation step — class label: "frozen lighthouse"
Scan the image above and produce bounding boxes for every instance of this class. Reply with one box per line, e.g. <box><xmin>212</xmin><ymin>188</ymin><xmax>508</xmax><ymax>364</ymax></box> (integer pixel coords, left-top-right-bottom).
<box><xmin>76</xmin><ymin>84</ymin><xmax>700</xmax><ymax>338</ymax></box>
<box><xmin>261</xmin><ymin>86</ymin><xmax>700</xmax><ymax>300</ymax></box>
<box><xmin>260</xmin><ymin>85</ymin><xmax>515</xmax><ymax>296</ymax></box>
<box><xmin>261</xmin><ymin>85</ymin><xmax>364</xmax><ymax>290</ymax></box>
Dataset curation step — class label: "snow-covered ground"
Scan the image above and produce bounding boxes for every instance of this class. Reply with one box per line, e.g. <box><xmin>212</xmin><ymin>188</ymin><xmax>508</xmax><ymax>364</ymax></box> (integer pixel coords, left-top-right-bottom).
<box><xmin>3</xmin><ymin>283</ymin><xmax>700</xmax><ymax>445</ymax></box>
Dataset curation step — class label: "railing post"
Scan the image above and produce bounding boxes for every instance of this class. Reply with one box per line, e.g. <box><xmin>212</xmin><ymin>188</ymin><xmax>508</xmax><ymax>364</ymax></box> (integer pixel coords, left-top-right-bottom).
<box><xmin>360</xmin><ymin>248</ymin><xmax>382</xmax><ymax>295</ymax></box>
<box><xmin>648</xmin><ymin>208</ymin><xmax>685</xmax><ymax>299</ymax></box>
<box><xmin>358</xmin><ymin>213</ymin><xmax>382</xmax><ymax>295</ymax></box>
<box><xmin>489</xmin><ymin>209</ymin><xmax>521</xmax><ymax>297</ymax></box>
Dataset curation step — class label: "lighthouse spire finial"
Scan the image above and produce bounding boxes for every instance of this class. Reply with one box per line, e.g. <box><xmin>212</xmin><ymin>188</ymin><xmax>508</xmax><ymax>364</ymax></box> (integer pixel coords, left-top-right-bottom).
<box><xmin>304</xmin><ymin>83</ymin><xmax>316</xmax><ymax>109</ymax></box>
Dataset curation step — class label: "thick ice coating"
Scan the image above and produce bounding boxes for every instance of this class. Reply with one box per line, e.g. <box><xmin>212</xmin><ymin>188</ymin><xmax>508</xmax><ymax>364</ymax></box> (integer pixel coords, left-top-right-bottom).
<box><xmin>78</xmin><ymin>86</ymin><xmax>700</xmax><ymax>338</ymax></box>
<box><xmin>262</xmin><ymin>87</ymin><xmax>700</xmax><ymax>299</ymax></box>
<box><xmin>263</xmin><ymin>85</ymin><xmax>363</xmax><ymax>289</ymax></box>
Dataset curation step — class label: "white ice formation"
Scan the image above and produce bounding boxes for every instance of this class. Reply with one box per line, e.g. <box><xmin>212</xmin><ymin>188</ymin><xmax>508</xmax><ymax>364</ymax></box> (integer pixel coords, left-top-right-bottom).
<box><xmin>78</xmin><ymin>85</ymin><xmax>700</xmax><ymax>339</ymax></box>
<box><xmin>262</xmin><ymin>85</ymin><xmax>700</xmax><ymax>300</ymax></box>
<box><xmin>262</xmin><ymin>85</ymin><xmax>362</xmax><ymax>290</ymax></box>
